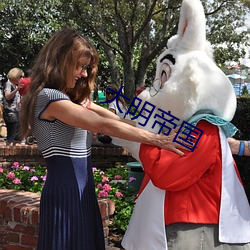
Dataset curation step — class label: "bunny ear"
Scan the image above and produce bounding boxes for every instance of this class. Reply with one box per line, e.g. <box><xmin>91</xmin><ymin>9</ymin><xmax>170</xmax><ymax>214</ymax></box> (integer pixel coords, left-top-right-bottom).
<box><xmin>177</xmin><ymin>0</ymin><xmax>206</xmax><ymax>50</ymax></box>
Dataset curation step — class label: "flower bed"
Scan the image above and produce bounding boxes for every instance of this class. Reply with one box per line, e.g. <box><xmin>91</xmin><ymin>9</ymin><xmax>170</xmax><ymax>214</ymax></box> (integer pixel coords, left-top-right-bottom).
<box><xmin>0</xmin><ymin>162</ymin><xmax>46</xmax><ymax>193</ymax></box>
<box><xmin>0</xmin><ymin>162</ymin><xmax>137</xmax><ymax>247</ymax></box>
<box><xmin>93</xmin><ymin>166</ymin><xmax>137</xmax><ymax>233</ymax></box>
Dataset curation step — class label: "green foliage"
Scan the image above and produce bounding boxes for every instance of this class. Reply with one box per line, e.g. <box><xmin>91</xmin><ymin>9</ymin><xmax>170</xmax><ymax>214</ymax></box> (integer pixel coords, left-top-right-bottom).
<box><xmin>242</xmin><ymin>85</ymin><xmax>249</xmax><ymax>95</ymax></box>
<box><xmin>0</xmin><ymin>0</ymin><xmax>249</xmax><ymax>92</ymax></box>
<box><xmin>241</xmin><ymin>0</ymin><xmax>250</xmax><ymax>8</ymax></box>
<box><xmin>0</xmin><ymin>162</ymin><xmax>46</xmax><ymax>193</ymax></box>
<box><xmin>65</xmin><ymin>0</ymin><xmax>249</xmax><ymax>97</ymax></box>
<box><xmin>0</xmin><ymin>0</ymin><xmax>74</xmax><ymax>76</ymax></box>
<box><xmin>0</xmin><ymin>162</ymin><xmax>137</xmax><ymax>234</ymax></box>
<box><xmin>93</xmin><ymin>166</ymin><xmax>137</xmax><ymax>233</ymax></box>
<box><xmin>232</xmin><ymin>96</ymin><xmax>250</xmax><ymax>139</ymax></box>
<box><xmin>0</xmin><ymin>0</ymin><xmax>248</xmax><ymax>97</ymax></box>
<box><xmin>231</xmin><ymin>95</ymin><xmax>250</xmax><ymax>201</ymax></box>
<box><xmin>203</xmin><ymin>0</ymin><xmax>248</xmax><ymax>66</ymax></box>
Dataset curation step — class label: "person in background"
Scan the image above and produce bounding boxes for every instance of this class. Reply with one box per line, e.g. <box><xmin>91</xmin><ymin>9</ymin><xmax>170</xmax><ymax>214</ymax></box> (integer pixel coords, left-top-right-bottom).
<box><xmin>97</xmin><ymin>83</ymin><xmax>130</xmax><ymax>144</ymax></box>
<box><xmin>135</xmin><ymin>85</ymin><xmax>146</xmax><ymax>96</ymax></box>
<box><xmin>19</xmin><ymin>69</ymin><xmax>31</xmax><ymax>96</ymax></box>
<box><xmin>105</xmin><ymin>83</ymin><xmax>129</xmax><ymax>118</ymax></box>
<box><xmin>19</xmin><ymin>28</ymin><xmax>186</xmax><ymax>250</ymax></box>
<box><xmin>228</xmin><ymin>137</ymin><xmax>250</xmax><ymax>156</ymax></box>
<box><xmin>18</xmin><ymin>69</ymin><xmax>32</xmax><ymax>145</ymax></box>
<box><xmin>0</xmin><ymin>79</ymin><xmax>6</xmax><ymax>124</ymax></box>
<box><xmin>0</xmin><ymin>78</ymin><xmax>6</xmax><ymax>104</ymax></box>
<box><xmin>3</xmin><ymin>68</ymin><xmax>24</xmax><ymax>146</ymax></box>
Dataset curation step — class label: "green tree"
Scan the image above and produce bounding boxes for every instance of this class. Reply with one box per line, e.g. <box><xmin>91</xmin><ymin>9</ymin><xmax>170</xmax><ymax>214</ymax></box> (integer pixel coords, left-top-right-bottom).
<box><xmin>242</xmin><ymin>84</ymin><xmax>249</xmax><ymax>95</ymax></box>
<box><xmin>241</xmin><ymin>0</ymin><xmax>250</xmax><ymax>8</ymax></box>
<box><xmin>205</xmin><ymin>0</ymin><xmax>249</xmax><ymax>65</ymax></box>
<box><xmin>0</xmin><ymin>0</ymin><xmax>248</xmax><ymax>101</ymax></box>
<box><xmin>60</xmin><ymin>0</ymin><xmax>249</xmax><ymax>100</ymax></box>
<box><xmin>0</xmin><ymin>0</ymin><xmax>72</xmax><ymax>77</ymax></box>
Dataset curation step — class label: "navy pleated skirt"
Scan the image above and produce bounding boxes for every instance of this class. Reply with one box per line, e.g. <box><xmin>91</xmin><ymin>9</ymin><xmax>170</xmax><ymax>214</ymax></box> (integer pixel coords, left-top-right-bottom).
<box><xmin>37</xmin><ymin>156</ymin><xmax>105</xmax><ymax>250</ymax></box>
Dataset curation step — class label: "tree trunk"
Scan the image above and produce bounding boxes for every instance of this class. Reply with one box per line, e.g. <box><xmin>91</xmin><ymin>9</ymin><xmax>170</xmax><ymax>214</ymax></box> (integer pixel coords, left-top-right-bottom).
<box><xmin>123</xmin><ymin>57</ymin><xmax>135</xmax><ymax>103</ymax></box>
<box><xmin>102</xmin><ymin>43</ymin><xmax>121</xmax><ymax>85</ymax></box>
<box><xmin>135</xmin><ymin>60</ymin><xmax>148</xmax><ymax>88</ymax></box>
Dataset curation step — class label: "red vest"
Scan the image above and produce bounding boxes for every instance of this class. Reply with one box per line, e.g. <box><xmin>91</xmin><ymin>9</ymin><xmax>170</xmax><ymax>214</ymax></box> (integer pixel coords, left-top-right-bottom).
<box><xmin>139</xmin><ymin>120</ymin><xmax>242</xmax><ymax>225</ymax></box>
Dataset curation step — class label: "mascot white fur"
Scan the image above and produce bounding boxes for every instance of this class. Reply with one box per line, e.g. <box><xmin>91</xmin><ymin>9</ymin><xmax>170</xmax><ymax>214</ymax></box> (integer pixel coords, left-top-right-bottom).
<box><xmin>112</xmin><ymin>0</ymin><xmax>250</xmax><ymax>249</ymax></box>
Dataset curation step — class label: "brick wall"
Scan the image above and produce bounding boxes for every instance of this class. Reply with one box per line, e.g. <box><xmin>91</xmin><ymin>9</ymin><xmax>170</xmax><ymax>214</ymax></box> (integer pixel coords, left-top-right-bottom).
<box><xmin>0</xmin><ymin>142</ymin><xmax>135</xmax><ymax>169</ymax></box>
<box><xmin>0</xmin><ymin>142</ymin><xmax>136</xmax><ymax>249</ymax></box>
<box><xmin>0</xmin><ymin>189</ymin><xmax>115</xmax><ymax>250</ymax></box>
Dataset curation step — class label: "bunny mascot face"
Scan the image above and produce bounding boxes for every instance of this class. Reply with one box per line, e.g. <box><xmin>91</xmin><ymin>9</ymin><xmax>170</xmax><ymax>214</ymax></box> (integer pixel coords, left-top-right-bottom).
<box><xmin>139</xmin><ymin>1</ymin><xmax>236</xmax><ymax>125</ymax></box>
<box><xmin>119</xmin><ymin>0</ymin><xmax>250</xmax><ymax>250</ymax></box>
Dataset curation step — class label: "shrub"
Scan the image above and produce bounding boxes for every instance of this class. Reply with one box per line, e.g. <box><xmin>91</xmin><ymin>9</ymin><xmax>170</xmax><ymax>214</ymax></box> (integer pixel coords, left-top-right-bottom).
<box><xmin>0</xmin><ymin>162</ymin><xmax>137</xmax><ymax>234</ymax></box>
<box><xmin>93</xmin><ymin>166</ymin><xmax>137</xmax><ymax>233</ymax></box>
<box><xmin>0</xmin><ymin>162</ymin><xmax>46</xmax><ymax>193</ymax></box>
<box><xmin>231</xmin><ymin>95</ymin><xmax>250</xmax><ymax>202</ymax></box>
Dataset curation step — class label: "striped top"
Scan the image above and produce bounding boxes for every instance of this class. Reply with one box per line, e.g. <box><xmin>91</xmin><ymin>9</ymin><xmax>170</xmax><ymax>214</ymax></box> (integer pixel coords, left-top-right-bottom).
<box><xmin>33</xmin><ymin>88</ymin><xmax>92</xmax><ymax>158</ymax></box>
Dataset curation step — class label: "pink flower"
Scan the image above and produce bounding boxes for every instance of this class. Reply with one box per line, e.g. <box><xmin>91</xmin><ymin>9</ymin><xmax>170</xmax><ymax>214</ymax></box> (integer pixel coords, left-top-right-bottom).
<box><xmin>102</xmin><ymin>184</ymin><xmax>112</xmax><ymax>191</ymax></box>
<box><xmin>96</xmin><ymin>183</ymin><xmax>102</xmax><ymax>189</ymax></box>
<box><xmin>12</xmin><ymin>178</ymin><xmax>22</xmax><ymax>184</ymax></box>
<box><xmin>114</xmin><ymin>175</ymin><xmax>122</xmax><ymax>180</ymax></box>
<box><xmin>102</xmin><ymin>176</ymin><xmax>109</xmax><ymax>183</ymax></box>
<box><xmin>30</xmin><ymin>169</ymin><xmax>36</xmax><ymax>173</ymax></box>
<box><xmin>30</xmin><ymin>176</ymin><xmax>38</xmax><ymax>181</ymax></box>
<box><xmin>98</xmin><ymin>190</ymin><xmax>108</xmax><ymax>198</ymax></box>
<box><xmin>92</xmin><ymin>167</ymin><xmax>97</xmax><ymax>173</ymax></box>
<box><xmin>115</xmin><ymin>192</ymin><xmax>123</xmax><ymax>198</ymax></box>
<box><xmin>6</xmin><ymin>172</ymin><xmax>15</xmax><ymax>179</ymax></box>
<box><xmin>12</xmin><ymin>162</ymin><xmax>19</xmax><ymax>169</ymax></box>
<box><xmin>100</xmin><ymin>171</ymin><xmax>105</xmax><ymax>175</ymax></box>
<box><xmin>22</xmin><ymin>166</ymin><xmax>30</xmax><ymax>171</ymax></box>
<box><xmin>129</xmin><ymin>177</ymin><xmax>137</xmax><ymax>182</ymax></box>
<box><xmin>40</xmin><ymin>176</ymin><xmax>46</xmax><ymax>181</ymax></box>
<box><xmin>0</xmin><ymin>168</ymin><xmax>4</xmax><ymax>173</ymax></box>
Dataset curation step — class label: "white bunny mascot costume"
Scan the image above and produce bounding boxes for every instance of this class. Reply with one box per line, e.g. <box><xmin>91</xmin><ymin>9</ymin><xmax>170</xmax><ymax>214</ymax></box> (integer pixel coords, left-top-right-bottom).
<box><xmin>112</xmin><ymin>0</ymin><xmax>250</xmax><ymax>249</ymax></box>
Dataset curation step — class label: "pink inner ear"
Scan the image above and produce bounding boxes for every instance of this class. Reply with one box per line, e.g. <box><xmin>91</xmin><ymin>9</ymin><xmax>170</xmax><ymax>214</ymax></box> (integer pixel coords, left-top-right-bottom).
<box><xmin>161</xmin><ymin>72</ymin><xmax>168</xmax><ymax>85</ymax></box>
<box><xmin>181</xmin><ymin>20</ymin><xmax>188</xmax><ymax>36</ymax></box>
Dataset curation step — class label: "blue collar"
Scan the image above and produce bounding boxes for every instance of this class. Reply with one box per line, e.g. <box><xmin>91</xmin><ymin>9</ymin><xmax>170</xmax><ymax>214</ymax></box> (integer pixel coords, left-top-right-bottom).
<box><xmin>187</xmin><ymin>112</ymin><xmax>238</xmax><ymax>138</ymax></box>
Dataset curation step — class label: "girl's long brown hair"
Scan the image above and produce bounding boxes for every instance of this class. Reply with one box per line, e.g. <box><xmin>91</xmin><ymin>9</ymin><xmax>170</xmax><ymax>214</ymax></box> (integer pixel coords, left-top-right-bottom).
<box><xmin>19</xmin><ymin>28</ymin><xmax>98</xmax><ymax>138</ymax></box>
